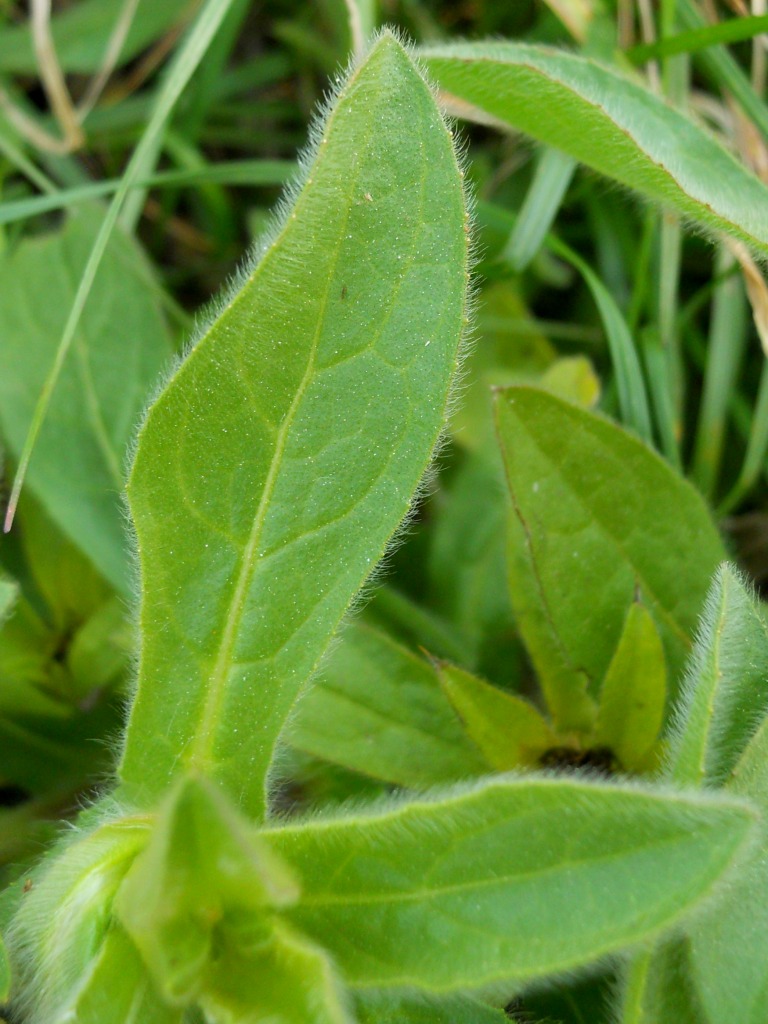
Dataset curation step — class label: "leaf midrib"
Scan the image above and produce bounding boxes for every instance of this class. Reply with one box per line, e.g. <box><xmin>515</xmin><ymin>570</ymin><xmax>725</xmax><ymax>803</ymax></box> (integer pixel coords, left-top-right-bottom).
<box><xmin>182</xmin><ymin>68</ymin><xmax>376</xmax><ymax>782</ymax></box>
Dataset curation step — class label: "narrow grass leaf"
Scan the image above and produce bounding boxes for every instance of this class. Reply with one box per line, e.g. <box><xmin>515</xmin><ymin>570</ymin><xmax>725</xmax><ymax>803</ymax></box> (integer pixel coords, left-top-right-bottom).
<box><xmin>545</xmin><ymin>235</ymin><xmax>652</xmax><ymax>442</ymax></box>
<box><xmin>287</xmin><ymin>624</ymin><xmax>487</xmax><ymax>789</ymax></box>
<box><xmin>0</xmin><ymin>0</ymin><xmax>193</xmax><ymax>73</ymax></box>
<box><xmin>502</xmin><ymin>147</ymin><xmax>576</xmax><ymax>272</ymax></box>
<box><xmin>627</xmin><ymin>15</ymin><xmax>768</xmax><ymax>63</ymax></box>
<box><xmin>666</xmin><ymin>563</ymin><xmax>768</xmax><ymax>786</ymax></box>
<box><xmin>0</xmin><ymin>161</ymin><xmax>295</xmax><ymax>228</ymax></box>
<box><xmin>119</xmin><ymin>34</ymin><xmax>469</xmax><ymax>819</ymax></box>
<box><xmin>420</xmin><ymin>42</ymin><xmax>768</xmax><ymax>255</ymax></box>
<box><xmin>0</xmin><ymin>207</ymin><xmax>174</xmax><ymax>593</ymax></box>
<box><xmin>265</xmin><ymin>777</ymin><xmax>755</xmax><ymax>992</ymax></box>
<box><xmin>594</xmin><ymin>601</ymin><xmax>666</xmax><ymax>772</ymax></box>
<box><xmin>495</xmin><ymin>387</ymin><xmax>725</xmax><ymax>732</ymax></box>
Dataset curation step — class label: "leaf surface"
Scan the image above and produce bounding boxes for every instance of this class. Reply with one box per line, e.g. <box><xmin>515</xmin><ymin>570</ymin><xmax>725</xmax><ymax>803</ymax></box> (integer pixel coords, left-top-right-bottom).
<box><xmin>437</xmin><ymin>662</ymin><xmax>555</xmax><ymax>769</ymax></box>
<box><xmin>287</xmin><ymin>624</ymin><xmax>486</xmax><ymax>788</ymax></box>
<box><xmin>594</xmin><ymin>601</ymin><xmax>666</xmax><ymax>771</ymax></box>
<box><xmin>420</xmin><ymin>41</ymin><xmax>768</xmax><ymax>255</ymax></box>
<box><xmin>666</xmin><ymin>563</ymin><xmax>768</xmax><ymax>786</ymax></box>
<box><xmin>0</xmin><ymin>206</ymin><xmax>174</xmax><ymax>593</ymax></box>
<box><xmin>689</xmin><ymin>715</ymin><xmax>768</xmax><ymax>1024</ymax></box>
<box><xmin>120</xmin><ymin>34</ymin><xmax>468</xmax><ymax>819</ymax></box>
<box><xmin>356</xmin><ymin>992</ymin><xmax>508</xmax><ymax>1023</ymax></box>
<box><xmin>495</xmin><ymin>387</ymin><xmax>724</xmax><ymax>731</ymax></box>
<box><xmin>265</xmin><ymin>776</ymin><xmax>754</xmax><ymax>992</ymax></box>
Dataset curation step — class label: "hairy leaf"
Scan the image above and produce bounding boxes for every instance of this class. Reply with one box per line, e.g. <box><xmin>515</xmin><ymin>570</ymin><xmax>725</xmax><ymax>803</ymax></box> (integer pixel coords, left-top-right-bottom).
<box><xmin>420</xmin><ymin>42</ymin><xmax>768</xmax><ymax>255</ymax></box>
<box><xmin>495</xmin><ymin>387</ymin><xmax>724</xmax><ymax>732</ymax></box>
<box><xmin>666</xmin><ymin>564</ymin><xmax>768</xmax><ymax>786</ymax></box>
<box><xmin>287</xmin><ymin>624</ymin><xmax>486</xmax><ymax>788</ymax></box>
<box><xmin>689</xmin><ymin>715</ymin><xmax>768</xmax><ymax>1024</ymax></box>
<box><xmin>265</xmin><ymin>777</ymin><xmax>754</xmax><ymax>992</ymax></box>
<box><xmin>119</xmin><ymin>34</ymin><xmax>468</xmax><ymax>819</ymax></box>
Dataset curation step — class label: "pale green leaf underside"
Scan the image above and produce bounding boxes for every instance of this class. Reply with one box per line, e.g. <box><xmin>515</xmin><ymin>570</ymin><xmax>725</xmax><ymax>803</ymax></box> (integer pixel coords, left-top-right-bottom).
<box><xmin>496</xmin><ymin>387</ymin><xmax>725</xmax><ymax>730</ymax></box>
<box><xmin>0</xmin><ymin>206</ymin><xmax>174</xmax><ymax>594</ymax></box>
<box><xmin>287</xmin><ymin>623</ymin><xmax>487</xmax><ymax>788</ymax></box>
<box><xmin>420</xmin><ymin>42</ymin><xmax>768</xmax><ymax>255</ymax></box>
<box><xmin>120</xmin><ymin>34</ymin><xmax>468</xmax><ymax>819</ymax></box>
<box><xmin>265</xmin><ymin>777</ymin><xmax>754</xmax><ymax>992</ymax></box>
<box><xmin>667</xmin><ymin>563</ymin><xmax>768</xmax><ymax>787</ymax></box>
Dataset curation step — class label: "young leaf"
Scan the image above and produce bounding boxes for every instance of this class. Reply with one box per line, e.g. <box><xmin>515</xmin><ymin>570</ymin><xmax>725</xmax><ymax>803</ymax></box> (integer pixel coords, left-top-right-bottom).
<box><xmin>666</xmin><ymin>563</ymin><xmax>768</xmax><ymax>786</ymax></box>
<box><xmin>0</xmin><ymin>206</ymin><xmax>174</xmax><ymax>594</ymax></box>
<box><xmin>619</xmin><ymin>938</ymin><xmax>706</xmax><ymax>1024</ymax></box>
<box><xmin>287</xmin><ymin>623</ymin><xmax>487</xmax><ymax>789</ymax></box>
<box><xmin>264</xmin><ymin>776</ymin><xmax>755</xmax><ymax>992</ymax></box>
<box><xmin>8</xmin><ymin>813</ymin><xmax>151</xmax><ymax>1024</ymax></box>
<box><xmin>199</xmin><ymin>920</ymin><xmax>353</xmax><ymax>1024</ymax></box>
<box><xmin>419</xmin><ymin>42</ymin><xmax>768</xmax><ymax>255</ymax></box>
<box><xmin>688</xmin><ymin>714</ymin><xmax>768</xmax><ymax>1024</ymax></box>
<box><xmin>495</xmin><ymin>386</ymin><xmax>724</xmax><ymax>732</ymax></box>
<box><xmin>356</xmin><ymin>992</ymin><xmax>509</xmax><ymax>1023</ymax></box>
<box><xmin>437</xmin><ymin>662</ymin><xmax>555</xmax><ymax>770</ymax></box>
<box><xmin>594</xmin><ymin>601</ymin><xmax>666</xmax><ymax>772</ymax></box>
<box><xmin>119</xmin><ymin>33</ymin><xmax>469</xmax><ymax>819</ymax></box>
<box><xmin>56</xmin><ymin>926</ymin><xmax>182</xmax><ymax>1024</ymax></box>
<box><xmin>116</xmin><ymin>777</ymin><xmax>297</xmax><ymax>1005</ymax></box>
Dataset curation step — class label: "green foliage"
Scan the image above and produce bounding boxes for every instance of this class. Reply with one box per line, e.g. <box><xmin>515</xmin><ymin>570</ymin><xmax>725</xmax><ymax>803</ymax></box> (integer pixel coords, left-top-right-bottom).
<box><xmin>2</xmin><ymin>3</ymin><xmax>768</xmax><ymax>1023</ymax></box>
<box><xmin>119</xmin><ymin>31</ymin><xmax>469</xmax><ymax>820</ymax></box>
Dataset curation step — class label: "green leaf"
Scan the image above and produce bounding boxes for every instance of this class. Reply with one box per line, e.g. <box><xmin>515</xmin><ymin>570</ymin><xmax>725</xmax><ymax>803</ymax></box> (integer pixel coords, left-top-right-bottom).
<box><xmin>0</xmin><ymin>931</ymin><xmax>9</xmax><ymax>1003</ymax></box>
<box><xmin>119</xmin><ymin>33</ymin><xmax>468</xmax><ymax>819</ymax></box>
<box><xmin>686</xmin><ymin>713</ymin><xmax>768</xmax><ymax>1024</ymax></box>
<box><xmin>437</xmin><ymin>662</ymin><xmax>555</xmax><ymax>770</ymax></box>
<box><xmin>8</xmin><ymin>812</ymin><xmax>150</xmax><ymax>1024</ymax></box>
<box><xmin>287</xmin><ymin>623</ymin><xmax>487</xmax><ymax>789</ymax></box>
<box><xmin>419</xmin><ymin>42</ymin><xmax>768</xmax><ymax>256</ymax></box>
<box><xmin>0</xmin><ymin>206</ymin><xmax>174</xmax><ymax>594</ymax></box>
<box><xmin>265</xmin><ymin>776</ymin><xmax>755</xmax><ymax>992</ymax></box>
<box><xmin>594</xmin><ymin>601</ymin><xmax>666</xmax><ymax>771</ymax></box>
<box><xmin>666</xmin><ymin>563</ymin><xmax>768</xmax><ymax>786</ymax></box>
<box><xmin>356</xmin><ymin>992</ymin><xmax>509</xmax><ymax>1024</ymax></box>
<box><xmin>0</xmin><ymin>0</ymin><xmax>194</xmax><ymax>73</ymax></box>
<box><xmin>0</xmin><ymin>579</ymin><xmax>16</xmax><ymax>626</ymax></box>
<box><xmin>16</xmin><ymin>492</ymin><xmax>113</xmax><ymax>631</ymax></box>
<box><xmin>626</xmin><ymin>14</ymin><xmax>768</xmax><ymax>64</ymax></box>
<box><xmin>199</xmin><ymin>920</ymin><xmax>353</xmax><ymax>1024</ymax></box>
<box><xmin>426</xmin><ymin>450</ymin><xmax>522</xmax><ymax>686</ymax></box>
<box><xmin>495</xmin><ymin>386</ymin><xmax>724</xmax><ymax>732</ymax></box>
<box><xmin>619</xmin><ymin>939</ymin><xmax>707</xmax><ymax>1024</ymax></box>
<box><xmin>116</xmin><ymin>777</ymin><xmax>297</xmax><ymax>1004</ymax></box>
<box><xmin>59</xmin><ymin>926</ymin><xmax>182</xmax><ymax>1024</ymax></box>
